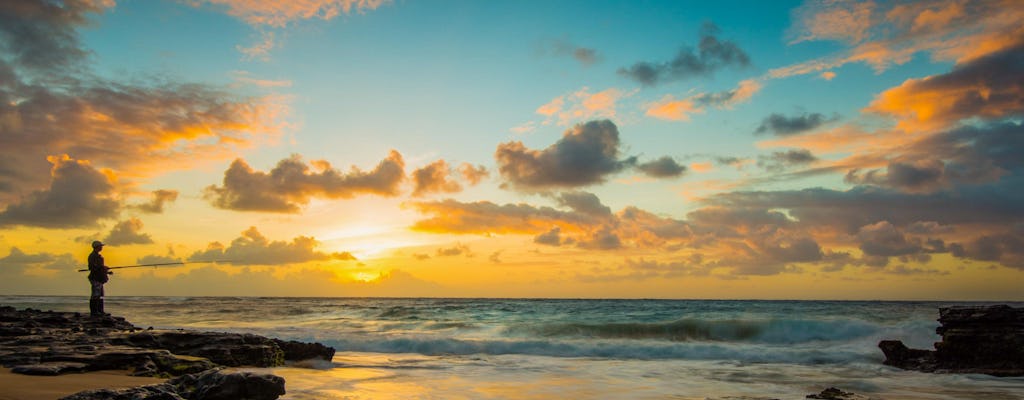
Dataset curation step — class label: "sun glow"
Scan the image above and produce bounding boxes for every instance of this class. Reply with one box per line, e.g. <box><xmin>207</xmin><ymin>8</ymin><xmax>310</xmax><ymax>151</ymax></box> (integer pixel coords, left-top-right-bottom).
<box><xmin>321</xmin><ymin>225</ymin><xmax>436</xmax><ymax>259</ymax></box>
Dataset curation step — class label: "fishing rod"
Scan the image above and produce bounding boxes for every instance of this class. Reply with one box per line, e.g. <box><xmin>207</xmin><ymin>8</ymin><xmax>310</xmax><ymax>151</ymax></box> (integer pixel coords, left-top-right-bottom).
<box><xmin>77</xmin><ymin>260</ymin><xmax>232</xmax><ymax>272</ymax></box>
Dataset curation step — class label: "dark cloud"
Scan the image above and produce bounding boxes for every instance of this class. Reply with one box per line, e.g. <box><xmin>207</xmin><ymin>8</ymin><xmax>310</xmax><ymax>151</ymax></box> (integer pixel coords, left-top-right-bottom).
<box><xmin>0</xmin><ymin>0</ymin><xmax>104</xmax><ymax>75</ymax></box>
<box><xmin>845</xmin><ymin>160</ymin><xmax>947</xmax><ymax>193</ymax></box>
<box><xmin>188</xmin><ymin>226</ymin><xmax>356</xmax><ymax>266</ymax></box>
<box><xmin>204</xmin><ymin>151</ymin><xmax>406</xmax><ymax>213</ymax></box>
<box><xmin>130</xmin><ymin>190</ymin><xmax>179</xmax><ymax>214</ymax></box>
<box><xmin>103</xmin><ymin>218</ymin><xmax>154</xmax><ymax>246</ymax></box>
<box><xmin>905</xmin><ymin>221</ymin><xmax>954</xmax><ymax>235</ymax></box>
<box><xmin>496</xmin><ymin>120</ymin><xmax>635</xmax><ymax>190</ymax></box>
<box><xmin>637</xmin><ymin>156</ymin><xmax>687</xmax><ymax>178</ymax></box>
<box><xmin>412</xmin><ymin>160</ymin><xmax>462</xmax><ymax>197</ymax></box>
<box><xmin>534</xmin><ymin>227</ymin><xmax>564</xmax><ymax>246</ymax></box>
<box><xmin>847</xmin><ymin>122</ymin><xmax>1023</xmax><ymax>193</ymax></box>
<box><xmin>951</xmin><ymin>229</ymin><xmax>1024</xmax><ymax>269</ymax></box>
<box><xmin>618</xmin><ymin>23</ymin><xmax>750</xmax><ymax>87</ymax></box>
<box><xmin>856</xmin><ymin>221</ymin><xmax>921</xmax><ymax>257</ymax></box>
<box><xmin>754</xmin><ymin>112</ymin><xmax>836</xmax><ymax>136</ymax></box>
<box><xmin>707</xmin><ymin>178</ymin><xmax>1024</xmax><ymax>235</ymax></box>
<box><xmin>757</xmin><ymin>149</ymin><xmax>817</xmax><ymax>172</ymax></box>
<box><xmin>577</xmin><ymin>228</ymin><xmax>622</xmax><ymax>250</ymax></box>
<box><xmin>555</xmin><ymin>191</ymin><xmax>612</xmax><ymax>217</ymax></box>
<box><xmin>0</xmin><ymin>155</ymin><xmax>119</xmax><ymax>228</ymax></box>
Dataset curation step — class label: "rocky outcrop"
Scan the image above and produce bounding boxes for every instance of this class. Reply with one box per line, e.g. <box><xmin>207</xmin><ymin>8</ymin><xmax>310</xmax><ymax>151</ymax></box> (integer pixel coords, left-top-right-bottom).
<box><xmin>273</xmin><ymin>338</ymin><xmax>336</xmax><ymax>362</ymax></box>
<box><xmin>806</xmin><ymin>387</ymin><xmax>876</xmax><ymax>399</ymax></box>
<box><xmin>0</xmin><ymin>306</ymin><xmax>335</xmax><ymax>399</ymax></box>
<box><xmin>879</xmin><ymin>304</ymin><xmax>1024</xmax><ymax>376</ymax></box>
<box><xmin>59</xmin><ymin>368</ymin><xmax>286</xmax><ymax>400</ymax></box>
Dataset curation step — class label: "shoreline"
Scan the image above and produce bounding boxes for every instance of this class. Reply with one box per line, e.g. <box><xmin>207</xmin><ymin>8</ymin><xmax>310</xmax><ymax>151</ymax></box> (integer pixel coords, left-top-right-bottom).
<box><xmin>0</xmin><ymin>368</ymin><xmax>164</xmax><ymax>400</ymax></box>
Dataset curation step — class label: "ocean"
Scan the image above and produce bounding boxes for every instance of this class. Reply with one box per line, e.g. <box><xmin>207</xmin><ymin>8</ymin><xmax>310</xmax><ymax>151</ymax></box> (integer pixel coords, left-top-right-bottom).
<box><xmin>3</xmin><ymin>296</ymin><xmax>1023</xmax><ymax>399</ymax></box>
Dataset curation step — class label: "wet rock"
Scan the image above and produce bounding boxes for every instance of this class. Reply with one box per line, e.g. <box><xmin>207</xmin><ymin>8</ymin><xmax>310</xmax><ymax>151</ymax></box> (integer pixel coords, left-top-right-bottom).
<box><xmin>11</xmin><ymin>361</ymin><xmax>89</xmax><ymax>375</ymax></box>
<box><xmin>119</xmin><ymin>330</ymin><xmax>285</xmax><ymax>367</ymax></box>
<box><xmin>806</xmin><ymin>387</ymin><xmax>874</xmax><ymax>399</ymax></box>
<box><xmin>879</xmin><ymin>304</ymin><xmax>1024</xmax><ymax>376</ymax></box>
<box><xmin>59</xmin><ymin>369</ymin><xmax>286</xmax><ymax>400</ymax></box>
<box><xmin>272</xmin><ymin>338</ymin><xmax>336</xmax><ymax>361</ymax></box>
<box><xmin>0</xmin><ymin>306</ymin><xmax>332</xmax><ymax>379</ymax></box>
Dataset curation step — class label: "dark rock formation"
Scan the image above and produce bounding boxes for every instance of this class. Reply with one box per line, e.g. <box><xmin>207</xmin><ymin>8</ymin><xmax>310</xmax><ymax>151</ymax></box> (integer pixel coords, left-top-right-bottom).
<box><xmin>879</xmin><ymin>304</ymin><xmax>1024</xmax><ymax>376</ymax></box>
<box><xmin>273</xmin><ymin>338</ymin><xmax>336</xmax><ymax>362</ymax></box>
<box><xmin>0</xmin><ymin>306</ymin><xmax>334</xmax><ymax>399</ymax></box>
<box><xmin>59</xmin><ymin>368</ymin><xmax>286</xmax><ymax>400</ymax></box>
<box><xmin>806</xmin><ymin>387</ymin><xmax>874</xmax><ymax>399</ymax></box>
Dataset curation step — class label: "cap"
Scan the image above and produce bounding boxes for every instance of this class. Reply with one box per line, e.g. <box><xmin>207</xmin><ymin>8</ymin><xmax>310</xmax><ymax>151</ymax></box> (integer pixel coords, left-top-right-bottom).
<box><xmin>92</xmin><ymin>240</ymin><xmax>104</xmax><ymax>248</ymax></box>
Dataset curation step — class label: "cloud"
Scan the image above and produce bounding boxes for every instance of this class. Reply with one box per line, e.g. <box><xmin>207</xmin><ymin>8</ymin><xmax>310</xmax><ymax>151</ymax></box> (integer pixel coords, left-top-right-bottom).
<box><xmin>204</xmin><ymin>151</ymin><xmax>406</xmax><ymax>213</ymax></box>
<box><xmin>189</xmin><ymin>226</ymin><xmax>356</xmax><ymax>266</ymax></box>
<box><xmin>951</xmin><ymin>229</ymin><xmax>1024</xmax><ymax>269</ymax></box>
<box><xmin>540</xmin><ymin>38</ymin><xmax>602</xmax><ymax>66</ymax></box>
<box><xmin>458</xmin><ymin>163</ymin><xmax>489</xmax><ymax>185</ymax></box>
<box><xmin>435</xmin><ymin>243</ymin><xmax>472</xmax><ymax>257</ymax></box>
<box><xmin>0</xmin><ymin>155</ymin><xmax>119</xmax><ymax>228</ymax></box>
<box><xmin>130</xmin><ymin>190</ymin><xmax>179</xmax><ymax>214</ymax></box>
<box><xmin>776</xmin><ymin>0</ymin><xmax>1024</xmax><ymax>78</ymax></box>
<box><xmin>534</xmin><ymin>226</ymin><xmax>566</xmax><ymax>246</ymax></box>
<box><xmin>755</xmin><ymin>112</ymin><xmax>837</xmax><ymax>136</ymax></box>
<box><xmin>555</xmin><ymin>191</ymin><xmax>612</xmax><ymax>217</ymax></box>
<box><xmin>757</xmin><ymin>149</ymin><xmax>818</xmax><ymax>172</ymax></box>
<box><xmin>788</xmin><ymin>0</ymin><xmax>875</xmax><ymax>45</ymax></box>
<box><xmin>637</xmin><ymin>156</ymin><xmax>687</xmax><ymax>178</ymax></box>
<box><xmin>0</xmin><ymin>247</ymin><xmax>56</xmax><ymax>266</ymax></box>
<box><xmin>864</xmin><ymin>40</ymin><xmax>1024</xmax><ymax>131</ymax></box>
<box><xmin>0</xmin><ymin>0</ymin><xmax>112</xmax><ymax>75</ymax></box>
<box><xmin>535</xmin><ymin>87</ymin><xmax>630</xmax><ymax>126</ymax></box>
<box><xmin>0</xmin><ymin>0</ymin><xmax>288</xmax><ymax>211</ymax></box>
<box><xmin>496</xmin><ymin>120</ymin><xmax>635</xmax><ymax>191</ymax></box>
<box><xmin>102</xmin><ymin>217</ymin><xmax>154</xmax><ymax>246</ymax></box>
<box><xmin>857</xmin><ymin>221</ymin><xmax>921</xmax><ymax>257</ymax></box>
<box><xmin>412</xmin><ymin>160</ymin><xmax>463</xmax><ymax>197</ymax></box>
<box><xmin>645</xmin><ymin>79</ymin><xmax>762</xmax><ymax>121</ymax></box>
<box><xmin>619</xmin><ymin>23</ymin><xmax>750</xmax><ymax>87</ymax></box>
<box><xmin>197</xmin><ymin>0</ymin><xmax>390</xmax><ymax>28</ymax></box>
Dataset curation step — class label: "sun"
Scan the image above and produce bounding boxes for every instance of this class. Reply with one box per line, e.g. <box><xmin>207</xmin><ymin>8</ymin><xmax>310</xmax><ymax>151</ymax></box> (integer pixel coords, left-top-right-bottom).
<box><xmin>351</xmin><ymin>272</ymin><xmax>379</xmax><ymax>282</ymax></box>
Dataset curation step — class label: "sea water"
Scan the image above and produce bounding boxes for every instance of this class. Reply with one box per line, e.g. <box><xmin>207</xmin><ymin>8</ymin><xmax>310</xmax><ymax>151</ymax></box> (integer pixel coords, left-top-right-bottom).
<box><xmin>3</xmin><ymin>296</ymin><xmax>1024</xmax><ymax>399</ymax></box>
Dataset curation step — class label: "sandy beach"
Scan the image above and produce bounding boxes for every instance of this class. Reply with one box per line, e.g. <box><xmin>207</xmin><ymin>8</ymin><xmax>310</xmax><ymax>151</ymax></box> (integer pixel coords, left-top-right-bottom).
<box><xmin>0</xmin><ymin>368</ymin><xmax>164</xmax><ymax>400</ymax></box>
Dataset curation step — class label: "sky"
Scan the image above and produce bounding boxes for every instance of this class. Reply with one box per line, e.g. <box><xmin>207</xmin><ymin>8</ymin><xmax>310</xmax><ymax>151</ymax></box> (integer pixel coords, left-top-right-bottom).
<box><xmin>1</xmin><ymin>0</ymin><xmax>1023</xmax><ymax>300</ymax></box>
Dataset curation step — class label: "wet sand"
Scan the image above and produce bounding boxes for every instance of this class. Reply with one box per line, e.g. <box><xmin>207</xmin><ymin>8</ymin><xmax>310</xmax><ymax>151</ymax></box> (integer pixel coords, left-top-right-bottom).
<box><xmin>0</xmin><ymin>368</ymin><xmax>164</xmax><ymax>400</ymax></box>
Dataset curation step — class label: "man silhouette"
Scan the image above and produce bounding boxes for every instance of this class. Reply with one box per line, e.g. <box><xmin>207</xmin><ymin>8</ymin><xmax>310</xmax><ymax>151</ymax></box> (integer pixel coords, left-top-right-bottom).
<box><xmin>87</xmin><ymin>241</ymin><xmax>112</xmax><ymax>316</ymax></box>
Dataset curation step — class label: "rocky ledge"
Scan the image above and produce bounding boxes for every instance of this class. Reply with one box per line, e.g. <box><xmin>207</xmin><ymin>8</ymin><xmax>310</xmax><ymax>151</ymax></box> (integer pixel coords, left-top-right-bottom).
<box><xmin>879</xmin><ymin>304</ymin><xmax>1024</xmax><ymax>376</ymax></box>
<box><xmin>0</xmin><ymin>306</ymin><xmax>336</xmax><ymax>399</ymax></box>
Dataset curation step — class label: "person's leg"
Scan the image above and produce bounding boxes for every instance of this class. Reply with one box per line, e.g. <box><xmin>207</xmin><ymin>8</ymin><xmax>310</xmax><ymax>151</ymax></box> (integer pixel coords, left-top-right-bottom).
<box><xmin>90</xmin><ymin>281</ymin><xmax>104</xmax><ymax>316</ymax></box>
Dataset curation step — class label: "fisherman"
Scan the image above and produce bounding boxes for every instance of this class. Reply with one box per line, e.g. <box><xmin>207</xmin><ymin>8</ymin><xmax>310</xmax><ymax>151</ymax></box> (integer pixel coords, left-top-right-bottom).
<box><xmin>87</xmin><ymin>240</ymin><xmax>113</xmax><ymax>316</ymax></box>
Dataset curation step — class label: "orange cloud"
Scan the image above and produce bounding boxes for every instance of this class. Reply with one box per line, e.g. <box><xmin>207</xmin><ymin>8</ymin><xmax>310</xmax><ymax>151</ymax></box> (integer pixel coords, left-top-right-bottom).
<box><xmin>536</xmin><ymin>87</ymin><xmax>631</xmax><ymax>126</ymax></box>
<box><xmin>645</xmin><ymin>96</ymin><xmax>701</xmax><ymax>121</ymax></box>
<box><xmin>199</xmin><ymin>0</ymin><xmax>391</xmax><ymax>28</ymax></box>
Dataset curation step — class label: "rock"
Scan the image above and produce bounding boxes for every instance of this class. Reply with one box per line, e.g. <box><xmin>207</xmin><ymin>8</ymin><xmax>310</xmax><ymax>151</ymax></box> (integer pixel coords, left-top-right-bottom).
<box><xmin>0</xmin><ymin>306</ymin><xmax>332</xmax><ymax>379</ymax></box>
<box><xmin>806</xmin><ymin>387</ymin><xmax>874</xmax><ymax>399</ymax></box>
<box><xmin>879</xmin><ymin>304</ymin><xmax>1024</xmax><ymax>376</ymax></box>
<box><xmin>187</xmin><ymin>369</ymin><xmax>286</xmax><ymax>400</ymax></box>
<box><xmin>119</xmin><ymin>330</ymin><xmax>285</xmax><ymax>367</ymax></box>
<box><xmin>59</xmin><ymin>369</ymin><xmax>286</xmax><ymax>400</ymax></box>
<box><xmin>11</xmin><ymin>361</ymin><xmax>89</xmax><ymax>375</ymax></box>
<box><xmin>273</xmin><ymin>338</ymin><xmax>336</xmax><ymax>361</ymax></box>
